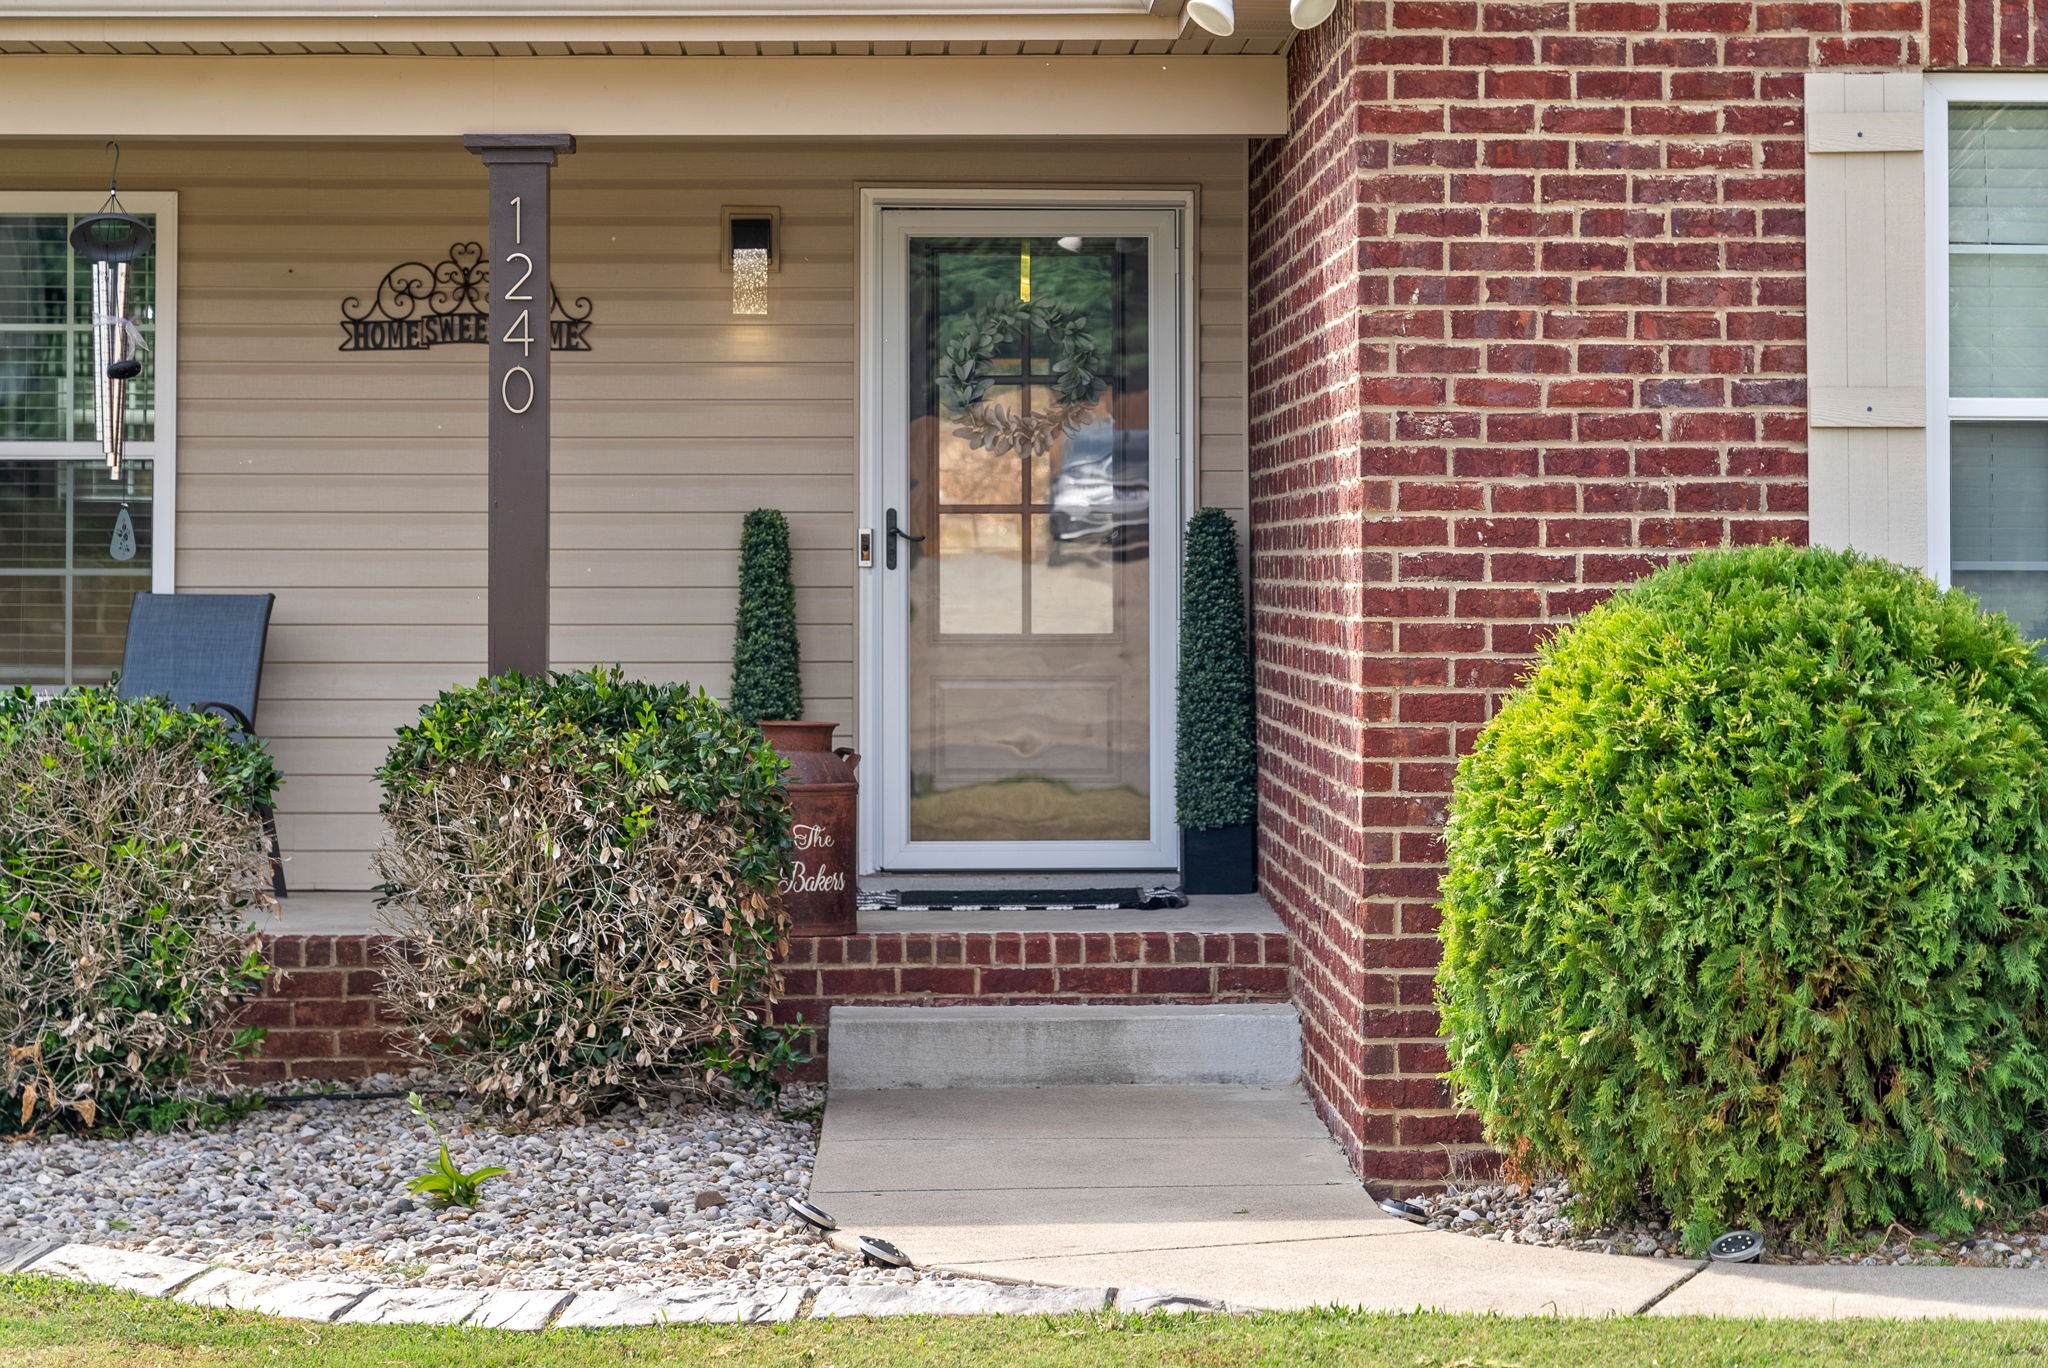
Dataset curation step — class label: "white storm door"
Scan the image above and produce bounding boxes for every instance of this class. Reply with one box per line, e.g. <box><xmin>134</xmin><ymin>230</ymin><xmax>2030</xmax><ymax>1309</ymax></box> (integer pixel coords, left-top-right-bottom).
<box><xmin>869</xmin><ymin>206</ymin><xmax>1183</xmax><ymax>872</ymax></box>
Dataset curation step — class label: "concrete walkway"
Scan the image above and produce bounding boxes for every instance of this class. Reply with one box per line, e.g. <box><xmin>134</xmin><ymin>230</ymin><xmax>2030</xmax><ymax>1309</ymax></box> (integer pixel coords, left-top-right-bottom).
<box><xmin>811</xmin><ymin>1085</ymin><xmax>2048</xmax><ymax>1319</ymax></box>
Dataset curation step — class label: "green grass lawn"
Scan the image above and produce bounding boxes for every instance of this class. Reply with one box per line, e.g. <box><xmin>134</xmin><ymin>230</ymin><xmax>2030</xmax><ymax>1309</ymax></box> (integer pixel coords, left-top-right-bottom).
<box><xmin>5</xmin><ymin>1275</ymin><xmax>2048</xmax><ymax>1368</ymax></box>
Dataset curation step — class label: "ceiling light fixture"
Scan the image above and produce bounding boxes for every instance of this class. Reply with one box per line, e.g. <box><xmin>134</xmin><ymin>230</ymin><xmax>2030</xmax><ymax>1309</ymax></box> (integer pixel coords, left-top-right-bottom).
<box><xmin>1186</xmin><ymin>0</ymin><xmax>1234</xmax><ymax>36</ymax></box>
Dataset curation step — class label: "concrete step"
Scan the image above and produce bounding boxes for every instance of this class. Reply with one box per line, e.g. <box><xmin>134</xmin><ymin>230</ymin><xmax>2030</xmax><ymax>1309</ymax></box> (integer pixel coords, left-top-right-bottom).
<box><xmin>824</xmin><ymin>1003</ymin><xmax>1302</xmax><ymax>1090</ymax></box>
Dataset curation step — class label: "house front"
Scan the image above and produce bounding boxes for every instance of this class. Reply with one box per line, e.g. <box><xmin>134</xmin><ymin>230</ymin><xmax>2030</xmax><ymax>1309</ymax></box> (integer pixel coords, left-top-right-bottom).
<box><xmin>2</xmin><ymin>0</ymin><xmax>2042</xmax><ymax>1189</ymax></box>
<box><xmin>0</xmin><ymin>2</ymin><xmax>1299</xmax><ymax>1104</ymax></box>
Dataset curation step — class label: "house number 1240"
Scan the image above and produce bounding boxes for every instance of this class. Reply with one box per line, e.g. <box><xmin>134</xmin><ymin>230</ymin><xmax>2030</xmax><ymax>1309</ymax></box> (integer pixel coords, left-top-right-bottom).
<box><xmin>500</xmin><ymin>194</ymin><xmax>535</xmax><ymax>416</ymax></box>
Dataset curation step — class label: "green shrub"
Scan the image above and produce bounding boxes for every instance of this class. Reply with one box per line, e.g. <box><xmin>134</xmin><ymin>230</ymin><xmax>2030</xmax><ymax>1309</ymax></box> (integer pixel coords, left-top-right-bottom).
<box><xmin>1439</xmin><ymin>545</ymin><xmax>2048</xmax><ymax>1246</ymax></box>
<box><xmin>0</xmin><ymin>686</ymin><xmax>278</xmax><ymax>1134</ymax></box>
<box><xmin>375</xmin><ymin>667</ymin><xmax>798</xmax><ymax>1121</ymax></box>
<box><xmin>729</xmin><ymin>509</ymin><xmax>803</xmax><ymax>725</ymax></box>
<box><xmin>1176</xmin><ymin>508</ymin><xmax>1257</xmax><ymax>831</ymax></box>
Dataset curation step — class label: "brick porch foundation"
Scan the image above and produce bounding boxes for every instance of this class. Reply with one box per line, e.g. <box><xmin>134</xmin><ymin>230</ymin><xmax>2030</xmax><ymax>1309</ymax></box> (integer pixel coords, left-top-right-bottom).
<box><xmin>226</xmin><ymin>935</ymin><xmax>408</xmax><ymax>1083</ymax></box>
<box><xmin>230</xmin><ymin>928</ymin><xmax>1293</xmax><ymax>1084</ymax></box>
<box><xmin>769</xmin><ymin>929</ymin><xmax>1293</xmax><ymax>1076</ymax></box>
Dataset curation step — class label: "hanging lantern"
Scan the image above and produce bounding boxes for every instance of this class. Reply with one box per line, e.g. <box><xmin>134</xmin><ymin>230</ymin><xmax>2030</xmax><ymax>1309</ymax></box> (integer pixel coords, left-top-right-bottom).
<box><xmin>70</xmin><ymin>143</ymin><xmax>154</xmax><ymax>479</ymax></box>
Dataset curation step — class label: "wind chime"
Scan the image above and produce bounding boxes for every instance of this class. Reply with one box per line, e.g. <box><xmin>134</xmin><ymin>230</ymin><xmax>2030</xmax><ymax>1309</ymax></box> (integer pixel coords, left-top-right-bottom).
<box><xmin>69</xmin><ymin>143</ymin><xmax>154</xmax><ymax>480</ymax></box>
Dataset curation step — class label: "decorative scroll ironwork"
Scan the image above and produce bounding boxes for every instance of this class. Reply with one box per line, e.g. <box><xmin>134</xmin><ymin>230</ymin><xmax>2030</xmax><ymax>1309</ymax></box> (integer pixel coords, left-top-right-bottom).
<box><xmin>339</xmin><ymin>242</ymin><xmax>593</xmax><ymax>352</ymax></box>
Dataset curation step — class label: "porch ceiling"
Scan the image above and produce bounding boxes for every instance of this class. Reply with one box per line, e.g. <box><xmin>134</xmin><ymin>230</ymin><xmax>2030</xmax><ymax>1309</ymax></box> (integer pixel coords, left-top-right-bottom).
<box><xmin>0</xmin><ymin>0</ymin><xmax>1300</xmax><ymax>58</ymax></box>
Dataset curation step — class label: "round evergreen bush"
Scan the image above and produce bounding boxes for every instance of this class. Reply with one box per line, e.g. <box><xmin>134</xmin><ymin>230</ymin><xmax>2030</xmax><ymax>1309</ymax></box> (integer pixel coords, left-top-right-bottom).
<box><xmin>1</xmin><ymin>686</ymin><xmax>278</xmax><ymax>1134</ymax></box>
<box><xmin>375</xmin><ymin>667</ymin><xmax>800</xmax><ymax>1120</ymax></box>
<box><xmin>1439</xmin><ymin>545</ymin><xmax>2048</xmax><ymax>1245</ymax></box>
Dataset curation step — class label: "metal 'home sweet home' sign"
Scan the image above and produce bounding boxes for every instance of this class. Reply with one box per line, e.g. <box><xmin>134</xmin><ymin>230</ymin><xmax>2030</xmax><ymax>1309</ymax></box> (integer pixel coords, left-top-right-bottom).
<box><xmin>338</xmin><ymin>241</ymin><xmax>592</xmax><ymax>352</ymax></box>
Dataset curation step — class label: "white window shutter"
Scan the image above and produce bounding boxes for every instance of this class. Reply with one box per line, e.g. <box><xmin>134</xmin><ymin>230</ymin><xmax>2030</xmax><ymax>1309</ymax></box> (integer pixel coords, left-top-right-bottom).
<box><xmin>1806</xmin><ymin>71</ymin><xmax>1929</xmax><ymax>568</ymax></box>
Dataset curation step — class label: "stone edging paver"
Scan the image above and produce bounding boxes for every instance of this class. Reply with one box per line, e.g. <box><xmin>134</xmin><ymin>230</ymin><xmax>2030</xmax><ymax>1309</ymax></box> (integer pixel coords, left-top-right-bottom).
<box><xmin>0</xmin><ymin>1236</ymin><xmax>1233</xmax><ymax>1329</ymax></box>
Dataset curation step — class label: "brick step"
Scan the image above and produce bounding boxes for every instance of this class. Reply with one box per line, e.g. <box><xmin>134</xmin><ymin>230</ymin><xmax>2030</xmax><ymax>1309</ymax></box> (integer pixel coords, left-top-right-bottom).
<box><xmin>232</xmin><ymin>925</ymin><xmax>1294</xmax><ymax>1084</ymax></box>
<box><xmin>825</xmin><ymin>1003</ymin><xmax>1304</xmax><ymax>1089</ymax></box>
<box><xmin>770</xmin><ymin>927</ymin><xmax>1291</xmax><ymax>1074</ymax></box>
<box><xmin>775</xmin><ymin>928</ymin><xmax>1289</xmax><ymax>1008</ymax></box>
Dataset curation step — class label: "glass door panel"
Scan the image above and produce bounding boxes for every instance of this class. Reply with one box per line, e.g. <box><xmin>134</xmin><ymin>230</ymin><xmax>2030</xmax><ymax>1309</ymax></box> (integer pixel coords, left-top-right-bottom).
<box><xmin>874</xmin><ymin>210</ymin><xmax>1178</xmax><ymax>869</ymax></box>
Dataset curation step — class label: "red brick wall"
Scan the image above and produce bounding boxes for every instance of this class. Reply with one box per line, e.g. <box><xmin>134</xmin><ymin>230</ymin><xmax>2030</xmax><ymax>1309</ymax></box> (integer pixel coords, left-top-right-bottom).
<box><xmin>234</xmin><ymin>930</ymin><xmax>1291</xmax><ymax>1084</ymax></box>
<box><xmin>1249</xmin><ymin>1</ymin><xmax>1955</xmax><ymax>1187</ymax></box>
<box><xmin>228</xmin><ymin>935</ymin><xmax>406</xmax><ymax>1083</ymax></box>
<box><xmin>1249</xmin><ymin>0</ymin><xmax>1380</xmax><ymax>1173</ymax></box>
<box><xmin>771</xmin><ymin>930</ymin><xmax>1292</xmax><ymax>1074</ymax></box>
<box><xmin>1931</xmin><ymin>0</ymin><xmax>2048</xmax><ymax>65</ymax></box>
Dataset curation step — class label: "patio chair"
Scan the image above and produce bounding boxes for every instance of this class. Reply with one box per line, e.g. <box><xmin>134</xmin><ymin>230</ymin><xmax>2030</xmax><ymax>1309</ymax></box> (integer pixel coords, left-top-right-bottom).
<box><xmin>116</xmin><ymin>592</ymin><xmax>286</xmax><ymax>898</ymax></box>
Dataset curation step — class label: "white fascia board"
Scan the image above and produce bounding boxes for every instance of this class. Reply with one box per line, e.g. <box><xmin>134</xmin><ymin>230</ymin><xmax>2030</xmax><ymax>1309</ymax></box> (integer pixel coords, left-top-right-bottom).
<box><xmin>0</xmin><ymin>0</ymin><xmax>1158</xmax><ymax>16</ymax></box>
<box><xmin>0</xmin><ymin>13</ymin><xmax>1191</xmax><ymax>45</ymax></box>
<box><xmin>0</xmin><ymin>54</ymin><xmax>1287</xmax><ymax>136</ymax></box>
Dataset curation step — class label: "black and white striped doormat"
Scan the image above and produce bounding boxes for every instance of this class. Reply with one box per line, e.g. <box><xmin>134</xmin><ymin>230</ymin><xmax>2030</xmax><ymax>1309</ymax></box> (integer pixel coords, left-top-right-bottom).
<box><xmin>856</xmin><ymin>886</ymin><xmax>1187</xmax><ymax>913</ymax></box>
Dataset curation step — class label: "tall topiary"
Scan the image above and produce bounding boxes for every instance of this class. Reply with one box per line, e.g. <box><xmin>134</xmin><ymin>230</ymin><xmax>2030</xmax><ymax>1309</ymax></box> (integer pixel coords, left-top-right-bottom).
<box><xmin>1176</xmin><ymin>508</ymin><xmax>1257</xmax><ymax>832</ymax></box>
<box><xmin>1439</xmin><ymin>545</ymin><xmax>2048</xmax><ymax>1247</ymax></box>
<box><xmin>729</xmin><ymin>509</ymin><xmax>803</xmax><ymax>726</ymax></box>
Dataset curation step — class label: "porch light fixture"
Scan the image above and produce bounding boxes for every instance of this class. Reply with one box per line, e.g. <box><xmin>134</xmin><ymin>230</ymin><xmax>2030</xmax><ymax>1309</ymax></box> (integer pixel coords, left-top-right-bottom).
<box><xmin>1289</xmin><ymin>0</ymin><xmax>1340</xmax><ymax>27</ymax></box>
<box><xmin>71</xmin><ymin>143</ymin><xmax>154</xmax><ymax>479</ymax></box>
<box><xmin>1186</xmin><ymin>0</ymin><xmax>1234</xmax><ymax>35</ymax></box>
<box><xmin>724</xmin><ymin>207</ymin><xmax>778</xmax><ymax>317</ymax></box>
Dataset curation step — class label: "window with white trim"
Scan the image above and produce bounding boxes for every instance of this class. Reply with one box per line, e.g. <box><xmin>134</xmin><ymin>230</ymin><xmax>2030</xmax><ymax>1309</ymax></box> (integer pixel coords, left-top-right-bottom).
<box><xmin>0</xmin><ymin>193</ymin><xmax>174</xmax><ymax>686</ymax></box>
<box><xmin>1945</xmin><ymin>103</ymin><xmax>2048</xmax><ymax>639</ymax></box>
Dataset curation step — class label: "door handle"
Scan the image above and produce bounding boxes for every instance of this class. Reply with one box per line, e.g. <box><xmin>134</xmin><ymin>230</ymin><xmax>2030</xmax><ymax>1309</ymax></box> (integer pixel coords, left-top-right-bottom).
<box><xmin>885</xmin><ymin>507</ymin><xmax>924</xmax><ymax>570</ymax></box>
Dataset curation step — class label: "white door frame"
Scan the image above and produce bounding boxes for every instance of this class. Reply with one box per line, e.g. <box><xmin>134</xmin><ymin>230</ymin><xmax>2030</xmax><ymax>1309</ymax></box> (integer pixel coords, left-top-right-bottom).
<box><xmin>856</xmin><ymin>188</ymin><xmax>1195</xmax><ymax>874</ymax></box>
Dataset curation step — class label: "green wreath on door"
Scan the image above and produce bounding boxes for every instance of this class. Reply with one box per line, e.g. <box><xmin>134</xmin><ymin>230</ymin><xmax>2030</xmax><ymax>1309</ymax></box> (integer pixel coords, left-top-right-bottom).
<box><xmin>938</xmin><ymin>297</ymin><xmax>1107</xmax><ymax>460</ymax></box>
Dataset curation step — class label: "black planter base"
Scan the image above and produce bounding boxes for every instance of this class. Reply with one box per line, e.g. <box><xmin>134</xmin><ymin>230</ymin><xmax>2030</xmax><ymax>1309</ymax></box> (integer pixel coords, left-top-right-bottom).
<box><xmin>1182</xmin><ymin>822</ymin><xmax>1256</xmax><ymax>896</ymax></box>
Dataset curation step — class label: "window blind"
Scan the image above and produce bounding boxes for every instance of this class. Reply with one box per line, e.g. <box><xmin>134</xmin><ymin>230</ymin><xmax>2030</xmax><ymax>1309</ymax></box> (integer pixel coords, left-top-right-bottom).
<box><xmin>0</xmin><ymin>210</ymin><xmax>157</xmax><ymax>686</ymax></box>
<box><xmin>1951</xmin><ymin>105</ymin><xmax>2048</xmax><ymax>398</ymax></box>
<box><xmin>1952</xmin><ymin>422</ymin><xmax>2048</xmax><ymax>643</ymax></box>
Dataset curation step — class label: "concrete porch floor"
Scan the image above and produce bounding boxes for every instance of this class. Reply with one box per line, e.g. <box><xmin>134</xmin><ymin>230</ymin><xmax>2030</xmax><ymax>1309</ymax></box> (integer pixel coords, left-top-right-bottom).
<box><xmin>261</xmin><ymin>889</ymin><xmax>1284</xmax><ymax>937</ymax></box>
<box><xmin>811</xmin><ymin>1085</ymin><xmax>2048</xmax><ymax>1319</ymax></box>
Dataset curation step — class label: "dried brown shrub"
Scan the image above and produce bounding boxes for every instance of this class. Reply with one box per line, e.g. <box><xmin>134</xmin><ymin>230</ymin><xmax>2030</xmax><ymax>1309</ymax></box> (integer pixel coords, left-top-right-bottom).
<box><xmin>374</xmin><ymin>670</ymin><xmax>795</xmax><ymax>1124</ymax></box>
<box><xmin>0</xmin><ymin>687</ymin><xmax>277</xmax><ymax>1134</ymax></box>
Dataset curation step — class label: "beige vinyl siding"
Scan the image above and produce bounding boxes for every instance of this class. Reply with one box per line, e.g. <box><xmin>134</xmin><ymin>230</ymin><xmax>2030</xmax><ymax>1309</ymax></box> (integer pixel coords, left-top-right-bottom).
<box><xmin>1805</xmin><ymin>72</ymin><xmax>1930</xmax><ymax>567</ymax></box>
<box><xmin>0</xmin><ymin>136</ymin><xmax>1248</xmax><ymax>888</ymax></box>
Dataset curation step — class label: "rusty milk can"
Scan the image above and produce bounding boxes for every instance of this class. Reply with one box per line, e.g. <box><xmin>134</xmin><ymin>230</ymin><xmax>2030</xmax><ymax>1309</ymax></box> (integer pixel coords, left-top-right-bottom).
<box><xmin>758</xmin><ymin>720</ymin><xmax>859</xmax><ymax>937</ymax></box>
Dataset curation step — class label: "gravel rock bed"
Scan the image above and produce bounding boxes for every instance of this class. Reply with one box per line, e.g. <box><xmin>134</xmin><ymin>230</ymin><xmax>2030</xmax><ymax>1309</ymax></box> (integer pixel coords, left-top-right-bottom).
<box><xmin>0</xmin><ymin>1077</ymin><xmax>967</xmax><ymax>1294</ymax></box>
<box><xmin>1408</xmin><ymin>1180</ymin><xmax>2048</xmax><ymax>1268</ymax></box>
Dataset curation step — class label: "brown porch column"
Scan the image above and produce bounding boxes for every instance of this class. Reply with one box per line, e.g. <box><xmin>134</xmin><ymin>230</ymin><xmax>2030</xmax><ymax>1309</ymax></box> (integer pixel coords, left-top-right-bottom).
<box><xmin>464</xmin><ymin>133</ymin><xmax>575</xmax><ymax>678</ymax></box>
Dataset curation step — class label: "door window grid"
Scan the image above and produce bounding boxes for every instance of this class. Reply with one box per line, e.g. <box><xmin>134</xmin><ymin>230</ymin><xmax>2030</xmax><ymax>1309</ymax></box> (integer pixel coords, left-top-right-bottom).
<box><xmin>917</xmin><ymin>238</ymin><xmax>1139</xmax><ymax>642</ymax></box>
